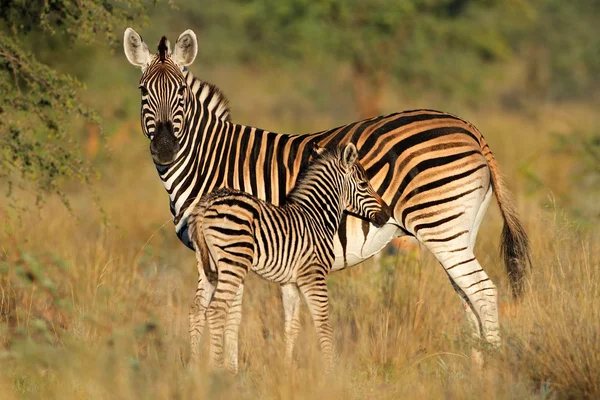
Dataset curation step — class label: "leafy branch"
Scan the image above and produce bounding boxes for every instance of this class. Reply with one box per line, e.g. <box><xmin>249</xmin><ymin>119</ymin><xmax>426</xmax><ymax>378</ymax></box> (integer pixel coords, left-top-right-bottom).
<box><xmin>0</xmin><ymin>0</ymin><xmax>154</xmax><ymax>207</ymax></box>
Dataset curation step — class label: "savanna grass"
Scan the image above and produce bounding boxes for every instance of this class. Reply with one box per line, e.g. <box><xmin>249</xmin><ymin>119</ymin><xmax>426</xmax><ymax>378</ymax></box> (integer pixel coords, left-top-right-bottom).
<box><xmin>1</xmin><ymin>105</ymin><xmax>599</xmax><ymax>399</ymax></box>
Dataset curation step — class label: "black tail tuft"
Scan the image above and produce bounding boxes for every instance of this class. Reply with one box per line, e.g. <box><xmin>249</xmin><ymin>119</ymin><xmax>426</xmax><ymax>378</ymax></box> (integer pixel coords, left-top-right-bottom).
<box><xmin>500</xmin><ymin>219</ymin><xmax>531</xmax><ymax>298</ymax></box>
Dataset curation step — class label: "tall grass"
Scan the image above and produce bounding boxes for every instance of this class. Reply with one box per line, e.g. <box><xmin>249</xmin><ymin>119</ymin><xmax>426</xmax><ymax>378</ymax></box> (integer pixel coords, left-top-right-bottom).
<box><xmin>1</xmin><ymin>96</ymin><xmax>599</xmax><ymax>398</ymax></box>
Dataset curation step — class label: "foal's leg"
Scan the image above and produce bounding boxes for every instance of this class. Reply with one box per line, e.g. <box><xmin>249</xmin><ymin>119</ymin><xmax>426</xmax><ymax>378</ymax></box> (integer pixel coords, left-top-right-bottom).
<box><xmin>281</xmin><ymin>283</ymin><xmax>301</xmax><ymax>368</ymax></box>
<box><xmin>189</xmin><ymin>261</ymin><xmax>215</xmax><ymax>363</ymax></box>
<box><xmin>223</xmin><ymin>283</ymin><xmax>244</xmax><ymax>374</ymax></box>
<box><xmin>206</xmin><ymin>259</ymin><xmax>250</xmax><ymax>371</ymax></box>
<box><xmin>297</xmin><ymin>265</ymin><xmax>334</xmax><ymax>372</ymax></box>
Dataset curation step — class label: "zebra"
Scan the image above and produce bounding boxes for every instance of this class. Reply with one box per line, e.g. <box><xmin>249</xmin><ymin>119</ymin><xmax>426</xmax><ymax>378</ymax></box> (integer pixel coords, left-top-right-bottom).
<box><xmin>123</xmin><ymin>28</ymin><xmax>531</xmax><ymax>370</ymax></box>
<box><xmin>188</xmin><ymin>143</ymin><xmax>390</xmax><ymax>372</ymax></box>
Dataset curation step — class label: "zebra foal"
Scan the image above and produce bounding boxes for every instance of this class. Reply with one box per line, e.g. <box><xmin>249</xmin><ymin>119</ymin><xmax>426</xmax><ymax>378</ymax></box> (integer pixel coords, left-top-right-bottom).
<box><xmin>188</xmin><ymin>143</ymin><xmax>390</xmax><ymax>372</ymax></box>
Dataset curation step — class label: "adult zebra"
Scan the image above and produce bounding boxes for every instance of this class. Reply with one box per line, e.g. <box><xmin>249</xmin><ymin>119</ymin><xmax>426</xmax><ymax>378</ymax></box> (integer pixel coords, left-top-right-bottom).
<box><xmin>123</xmin><ymin>28</ymin><xmax>530</xmax><ymax>368</ymax></box>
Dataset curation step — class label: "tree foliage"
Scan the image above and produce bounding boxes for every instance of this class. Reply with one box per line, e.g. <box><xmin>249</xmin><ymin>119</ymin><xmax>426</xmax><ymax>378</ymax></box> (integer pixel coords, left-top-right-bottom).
<box><xmin>0</xmin><ymin>0</ymin><xmax>151</xmax><ymax>204</ymax></box>
<box><xmin>519</xmin><ymin>0</ymin><xmax>600</xmax><ymax>100</ymax></box>
<box><xmin>179</xmin><ymin>0</ymin><xmax>600</xmax><ymax>115</ymax></box>
<box><xmin>182</xmin><ymin>0</ymin><xmax>533</xmax><ymax>116</ymax></box>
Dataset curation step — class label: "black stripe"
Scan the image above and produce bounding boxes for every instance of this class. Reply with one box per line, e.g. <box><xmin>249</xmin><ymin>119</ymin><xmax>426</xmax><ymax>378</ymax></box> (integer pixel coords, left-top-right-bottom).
<box><xmin>397</xmin><ymin>164</ymin><xmax>487</xmax><ymax>207</ymax></box>
<box><xmin>413</xmin><ymin>211</ymin><xmax>465</xmax><ymax>234</ymax></box>
<box><xmin>211</xmin><ymin>212</ymin><xmax>252</xmax><ymax>228</ymax></box>
<box><xmin>397</xmin><ymin>150</ymin><xmax>480</xmax><ymax>198</ymax></box>
<box><xmin>209</xmin><ymin>120</ymin><xmax>231</xmax><ymax>190</ymax></box>
<box><xmin>470</xmin><ymin>286</ymin><xmax>496</xmax><ymax>296</ymax></box>
<box><xmin>456</xmin><ymin>268</ymin><xmax>483</xmax><ymax>279</ymax></box>
<box><xmin>447</xmin><ymin>257</ymin><xmax>477</xmax><ymax>271</ymax></box>
<box><xmin>338</xmin><ymin>214</ymin><xmax>348</xmax><ymax>267</ymax></box>
<box><xmin>401</xmin><ymin>186</ymin><xmax>482</xmax><ymax>225</ymax></box>
<box><xmin>262</xmin><ymin>131</ymin><xmax>277</xmax><ymax>203</ymax></box>
<box><xmin>425</xmin><ymin>230</ymin><xmax>468</xmax><ymax>243</ymax></box>
<box><xmin>210</xmin><ymin>226</ymin><xmax>247</xmax><ymax>236</ymax></box>
<box><xmin>449</xmin><ymin>247</ymin><xmax>468</xmax><ymax>253</ymax></box>
<box><xmin>276</xmin><ymin>135</ymin><xmax>290</xmax><ymax>204</ymax></box>
<box><xmin>249</xmin><ymin>130</ymin><xmax>264</xmax><ymax>197</ymax></box>
<box><xmin>465</xmin><ymin>278</ymin><xmax>490</xmax><ymax>289</ymax></box>
<box><xmin>237</xmin><ymin>126</ymin><xmax>252</xmax><ymax>192</ymax></box>
<box><xmin>217</xmin><ymin>242</ymin><xmax>254</xmax><ymax>251</ymax></box>
<box><xmin>226</xmin><ymin>124</ymin><xmax>241</xmax><ymax>188</ymax></box>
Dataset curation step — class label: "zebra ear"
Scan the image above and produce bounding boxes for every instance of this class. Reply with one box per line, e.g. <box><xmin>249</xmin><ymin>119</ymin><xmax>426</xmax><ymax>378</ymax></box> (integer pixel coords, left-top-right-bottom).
<box><xmin>341</xmin><ymin>143</ymin><xmax>359</xmax><ymax>169</ymax></box>
<box><xmin>124</xmin><ymin>28</ymin><xmax>151</xmax><ymax>69</ymax></box>
<box><xmin>172</xmin><ymin>30</ymin><xmax>198</xmax><ymax>67</ymax></box>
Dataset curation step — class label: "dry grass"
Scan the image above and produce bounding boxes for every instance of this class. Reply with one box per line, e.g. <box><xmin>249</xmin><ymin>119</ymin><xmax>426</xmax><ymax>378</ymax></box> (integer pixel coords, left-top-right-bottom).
<box><xmin>1</xmin><ymin>99</ymin><xmax>599</xmax><ymax>399</ymax></box>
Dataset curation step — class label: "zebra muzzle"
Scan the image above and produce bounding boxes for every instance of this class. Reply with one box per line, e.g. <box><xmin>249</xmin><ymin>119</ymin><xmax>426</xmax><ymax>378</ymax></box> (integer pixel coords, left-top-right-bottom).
<box><xmin>150</xmin><ymin>121</ymin><xmax>180</xmax><ymax>165</ymax></box>
<box><xmin>371</xmin><ymin>201</ymin><xmax>391</xmax><ymax>227</ymax></box>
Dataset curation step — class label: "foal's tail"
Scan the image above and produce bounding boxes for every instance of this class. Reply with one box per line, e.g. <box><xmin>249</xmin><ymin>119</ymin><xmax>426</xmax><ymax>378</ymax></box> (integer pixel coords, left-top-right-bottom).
<box><xmin>188</xmin><ymin>199</ymin><xmax>212</xmax><ymax>269</ymax></box>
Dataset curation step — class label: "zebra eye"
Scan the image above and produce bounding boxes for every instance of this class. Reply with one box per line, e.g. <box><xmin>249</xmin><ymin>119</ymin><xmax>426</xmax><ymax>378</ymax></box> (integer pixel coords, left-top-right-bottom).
<box><xmin>139</xmin><ymin>85</ymin><xmax>149</xmax><ymax>96</ymax></box>
<box><xmin>358</xmin><ymin>181</ymin><xmax>369</xmax><ymax>189</ymax></box>
<box><xmin>178</xmin><ymin>85</ymin><xmax>186</xmax><ymax>95</ymax></box>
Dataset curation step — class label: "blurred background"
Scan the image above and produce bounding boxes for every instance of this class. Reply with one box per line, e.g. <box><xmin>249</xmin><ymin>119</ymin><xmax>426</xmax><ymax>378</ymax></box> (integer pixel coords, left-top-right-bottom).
<box><xmin>1</xmin><ymin>1</ymin><xmax>599</xmax><ymax>398</ymax></box>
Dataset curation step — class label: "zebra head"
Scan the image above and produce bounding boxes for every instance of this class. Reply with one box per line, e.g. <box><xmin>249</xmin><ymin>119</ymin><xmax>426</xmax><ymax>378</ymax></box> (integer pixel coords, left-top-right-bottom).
<box><xmin>123</xmin><ymin>28</ymin><xmax>198</xmax><ymax>166</ymax></box>
<box><xmin>329</xmin><ymin>143</ymin><xmax>391</xmax><ymax>228</ymax></box>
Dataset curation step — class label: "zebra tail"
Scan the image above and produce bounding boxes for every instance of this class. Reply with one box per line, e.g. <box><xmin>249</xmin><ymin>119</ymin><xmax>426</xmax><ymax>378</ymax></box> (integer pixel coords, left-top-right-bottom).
<box><xmin>482</xmin><ymin>139</ymin><xmax>532</xmax><ymax>299</ymax></box>
<box><xmin>188</xmin><ymin>199</ymin><xmax>211</xmax><ymax>269</ymax></box>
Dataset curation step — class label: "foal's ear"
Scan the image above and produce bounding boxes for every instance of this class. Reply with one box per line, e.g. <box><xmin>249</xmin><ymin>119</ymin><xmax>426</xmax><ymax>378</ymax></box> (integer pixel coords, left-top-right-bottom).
<box><xmin>341</xmin><ymin>143</ymin><xmax>359</xmax><ymax>169</ymax></box>
<box><xmin>172</xmin><ymin>30</ymin><xmax>198</xmax><ymax>67</ymax></box>
<box><xmin>124</xmin><ymin>28</ymin><xmax>152</xmax><ymax>69</ymax></box>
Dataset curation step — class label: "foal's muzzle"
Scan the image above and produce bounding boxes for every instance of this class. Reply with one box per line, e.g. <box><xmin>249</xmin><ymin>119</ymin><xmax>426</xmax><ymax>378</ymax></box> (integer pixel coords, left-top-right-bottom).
<box><xmin>371</xmin><ymin>201</ymin><xmax>391</xmax><ymax>228</ymax></box>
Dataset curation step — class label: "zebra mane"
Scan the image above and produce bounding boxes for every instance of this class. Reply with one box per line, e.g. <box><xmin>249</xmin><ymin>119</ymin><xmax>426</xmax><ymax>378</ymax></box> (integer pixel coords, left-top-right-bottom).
<box><xmin>158</xmin><ymin>36</ymin><xmax>170</xmax><ymax>62</ymax></box>
<box><xmin>286</xmin><ymin>147</ymin><xmax>342</xmax><ymax>203</ymax></box>
<box><xmin>184</xmin><ymin>69</ymin><xmax>231</xmax><ymax>122</ymax></box>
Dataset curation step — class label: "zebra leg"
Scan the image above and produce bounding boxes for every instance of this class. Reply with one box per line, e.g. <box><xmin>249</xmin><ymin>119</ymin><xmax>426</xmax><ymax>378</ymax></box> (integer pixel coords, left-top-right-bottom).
<box><xmin>297</xmin><ymin>268</ymin><xmax>334</xmax><ymax>373</ymax></box>
<box><xmin>419</xmin><ymin>186</ymin><xmax>499</xmax><ymax>363</ymax></box>
<box><xmin>280</xmin><ymin>283</ymin><xmax>301</xmax><ymax>368</ymax></box>
<box><xmin>189</xmin><ymin>262</ymin><xmax>215</xmax><ymax>363</ymax></box>
<box><xmin>442</xmin><ymin>252</ymin><xmax>500</xmax><ymax>354</ymax></box>
<box><xmin>422</xmin><ymin>228</ymin><xmax>500</xmax><ymax>356</ymax></box>
<box><xmin>458</xmin><ymin>184</ymin><xmax>499</xmax><ymax>364</ymax></box>
<box><xmin>223</xmin><ymin>283</ymin><xmax>244</xmax><ymax>374</ymax></box>
<box><xmin>206</xmin><ymin>261</ymin><xmax>249</xmax><ymax>371</ymax></box>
